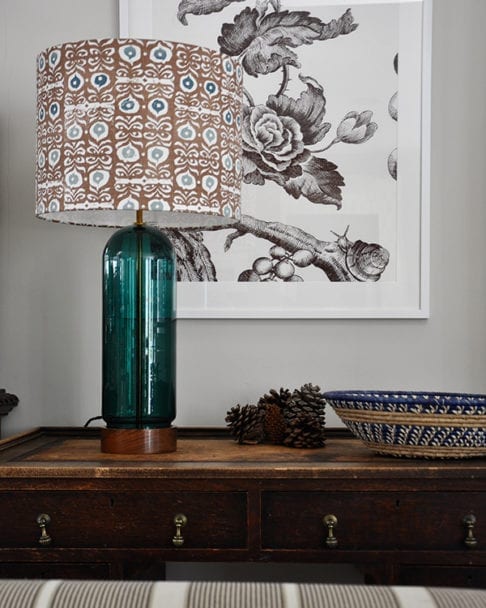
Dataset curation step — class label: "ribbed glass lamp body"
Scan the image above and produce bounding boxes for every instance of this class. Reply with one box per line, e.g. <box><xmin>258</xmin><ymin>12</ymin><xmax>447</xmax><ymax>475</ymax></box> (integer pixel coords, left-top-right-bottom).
<box><xmin>102</xmin><ymin>225</ymin><xmax>176</xmax><ymax>429</ymax></box>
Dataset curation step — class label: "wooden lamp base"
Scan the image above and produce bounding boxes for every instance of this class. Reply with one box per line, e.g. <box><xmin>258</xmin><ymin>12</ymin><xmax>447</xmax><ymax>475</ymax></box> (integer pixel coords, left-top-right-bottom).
<box><xmin>101</xmin><ymin>427</ymin><xmax>177</xmax><ymax>454</ymax></box>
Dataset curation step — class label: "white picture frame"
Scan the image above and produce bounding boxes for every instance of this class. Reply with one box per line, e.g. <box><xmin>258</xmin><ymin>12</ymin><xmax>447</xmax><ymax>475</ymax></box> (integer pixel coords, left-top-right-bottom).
<box><xmin>119</xmin><ymin>0</ymin><xmax>431</xmax><ymax>319</ymax></box>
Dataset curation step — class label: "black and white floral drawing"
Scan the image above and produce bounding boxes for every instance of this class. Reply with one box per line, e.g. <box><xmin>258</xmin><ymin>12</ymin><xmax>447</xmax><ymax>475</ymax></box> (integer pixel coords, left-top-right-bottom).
<box><xmin>167</xmin><ymin>0</ymin><xmax>395</xmax><ymax>284</ymax></box>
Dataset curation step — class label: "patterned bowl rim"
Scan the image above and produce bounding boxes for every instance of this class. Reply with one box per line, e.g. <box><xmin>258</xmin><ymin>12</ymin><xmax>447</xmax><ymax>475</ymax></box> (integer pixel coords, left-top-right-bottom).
<box><xmin>323</xmin><ymin>390</ymin><xmax>486</xmax><ymax>406</ymax></box>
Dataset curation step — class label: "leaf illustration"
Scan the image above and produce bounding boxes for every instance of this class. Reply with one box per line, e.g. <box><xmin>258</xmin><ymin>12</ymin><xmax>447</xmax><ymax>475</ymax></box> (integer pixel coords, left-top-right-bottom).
<box><xmin>169</xmin><ymin>230</ymin><xmax>217</xmax><ymax>281</ymax></box>
<box><xmin>243</xmin><ymin>166</ymin><xmax>266</xmax><ymax>185</ymax></box>
<box><xmin>242</xmin><ymin>148</ymin><xmax>307</xmax><ymax>188</ymax></box>
<box><xmin>318</xmin><ymin>8</ymin><xmax>358</xmax><ymax>40</ymax></box>
<box><xmin>219</xmin><ymin>8</ymin><xmax>358</xmax><ymax>76</ymax></box>
<box><xmin>177</xmin><ymin>0</ymin><xmax>246</xmax><ymax>25</ymax></box>
<box><xmin>218</xmin><ymin>7</ymin><xmax>260</xmax><ymax>56</ymax></box>
<box><xmin>283</xmin><ymin>156</ymin><xmax>344</xmax><ymax>207</ymax></box>
<box><xmin>267</xmin><ymin>75</ymin><xmax>331</xmax><ymax>146</ymax></box>
<box><xmin>219</xmin><ymin>9</ymin><xmax>323</xmax><ymax>76</ymax></box>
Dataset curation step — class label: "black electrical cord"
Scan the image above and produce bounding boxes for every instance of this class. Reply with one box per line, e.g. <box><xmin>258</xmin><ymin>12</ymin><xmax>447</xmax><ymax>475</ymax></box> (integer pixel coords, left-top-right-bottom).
<box><xmin>83</xmin><ymin>416</ymin><xmax>103</xmax><ymax>427</ymax></box>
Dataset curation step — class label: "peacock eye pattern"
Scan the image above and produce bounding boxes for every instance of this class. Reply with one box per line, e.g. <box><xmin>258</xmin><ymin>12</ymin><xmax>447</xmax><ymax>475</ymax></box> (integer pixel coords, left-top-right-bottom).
<box><xmin>36</xmin><ymin>38</ymin><xmax>243</xmax><ymax>226</ymax></box>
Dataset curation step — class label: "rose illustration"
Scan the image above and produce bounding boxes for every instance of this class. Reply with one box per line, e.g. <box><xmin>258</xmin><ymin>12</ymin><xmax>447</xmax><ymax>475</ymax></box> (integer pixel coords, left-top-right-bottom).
<box><xmin>240</xmin><ymin>76</ymin><xmax>344</xmax><ymax>207</ymax></box>
<box><xmin>242</xmin><ymin>104</ymin><xmax>305</xmax><ymax>173</ymax></box>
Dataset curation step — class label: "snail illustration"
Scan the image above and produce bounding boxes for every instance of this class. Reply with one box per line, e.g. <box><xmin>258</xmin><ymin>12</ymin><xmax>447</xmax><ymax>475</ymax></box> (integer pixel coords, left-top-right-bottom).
<box><xmin>331</xmin><ymin>226</ymin><xmax>390</xmax><ymax>282</ymax></box>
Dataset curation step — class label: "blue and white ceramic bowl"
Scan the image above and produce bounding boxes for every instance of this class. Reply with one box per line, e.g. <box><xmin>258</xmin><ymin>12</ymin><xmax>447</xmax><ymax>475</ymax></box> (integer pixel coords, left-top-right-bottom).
<box><xmin>323</xmin><ymin>390</ymin><xmax>486</xmax><ymax>459</ymax></box>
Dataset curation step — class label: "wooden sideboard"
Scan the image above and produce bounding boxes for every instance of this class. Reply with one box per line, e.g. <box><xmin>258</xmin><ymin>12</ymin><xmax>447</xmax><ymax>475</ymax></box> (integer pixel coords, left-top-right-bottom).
<box><xmin>0</xmin><ymin>427</ymin><xmax>484</xmax><ymax>587</ymax></box>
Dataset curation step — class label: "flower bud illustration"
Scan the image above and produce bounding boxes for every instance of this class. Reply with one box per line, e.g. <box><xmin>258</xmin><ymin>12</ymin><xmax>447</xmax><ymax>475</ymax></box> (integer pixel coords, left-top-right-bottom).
<box><xmin>336</xmin><ymin>111</ymin><xmax>378</xmax><ymax>144</ymax></box>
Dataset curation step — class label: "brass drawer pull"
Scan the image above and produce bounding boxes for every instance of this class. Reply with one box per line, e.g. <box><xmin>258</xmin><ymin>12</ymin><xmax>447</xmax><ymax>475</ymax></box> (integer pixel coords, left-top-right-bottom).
<box><xmin>323</xmin><ymin>514</ymin><xmax>338</xmax><ymax>549</ymax></box>
<box><xmin>172</xmin><ymin>513</ymin><xmax>187</xmax><ymax>547</ymax></box>
<box><xmin>36</xmin><ymin>513</ymin><xmax>52</xmax><ymax>546</ymax></box>
<box><xmin>463</xmin><ymin>514</ymin><xmax>478</xmax><ymax>549</ymax></box>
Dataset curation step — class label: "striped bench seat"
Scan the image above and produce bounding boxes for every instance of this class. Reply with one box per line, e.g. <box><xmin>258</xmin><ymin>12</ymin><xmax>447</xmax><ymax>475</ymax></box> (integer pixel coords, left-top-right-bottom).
<box><xmin>1</xmin><ymin>580</ymin><xmax>485</xmax><ymax>608</ymax></box>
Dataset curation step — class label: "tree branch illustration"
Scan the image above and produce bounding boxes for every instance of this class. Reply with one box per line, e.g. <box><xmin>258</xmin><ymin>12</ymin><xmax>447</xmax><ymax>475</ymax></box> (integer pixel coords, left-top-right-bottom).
<box><xmin>223</xmin><ymin>215</ymin><xmax>388</xmax><ymax>282</ymax></box>
<box><xmin>224</xmin><ymin>214</ymin><xmax>352</xmax><ymax>281</ymax></box>
<box><xmin>168</xmin><ymin>214</ymin><xmax>389</xmax><ymax>282</ymax></box>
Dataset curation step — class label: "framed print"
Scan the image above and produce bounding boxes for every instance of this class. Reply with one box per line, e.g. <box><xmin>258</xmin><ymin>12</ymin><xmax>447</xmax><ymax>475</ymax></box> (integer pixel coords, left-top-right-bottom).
<box><xmin>119</xmin><ymin>0</ymin><xmax>431</xmax><ymax>318</ymax></box>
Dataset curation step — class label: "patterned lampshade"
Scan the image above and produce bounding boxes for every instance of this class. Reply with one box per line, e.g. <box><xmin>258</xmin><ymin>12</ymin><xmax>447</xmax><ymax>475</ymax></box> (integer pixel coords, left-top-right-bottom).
<box><xmin>35</xmin><ymin>39</ymin><xmax>243</xmax><ymax>228</ymax></box>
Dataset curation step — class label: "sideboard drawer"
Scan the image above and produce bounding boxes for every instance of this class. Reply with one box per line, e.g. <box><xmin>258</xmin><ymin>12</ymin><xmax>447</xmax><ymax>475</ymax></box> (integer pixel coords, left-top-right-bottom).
<box><xmin>0</xmin><ymin>491</ymin><xmax>247</xmax><ymax>549</ymax></box>
<box><xmin>262</xmin><ymin>491</ymin><xmax>398</xmax><ymax>551</ymax></box>
<box><xmin>391</xmin><ymin>492</ymin><xmax>485</xmax><ymax>551</ymax></box>
<box><xmin>262</xmin><ymin>491</ymin><xmax>485</xmax><ymax>552</ymax></box>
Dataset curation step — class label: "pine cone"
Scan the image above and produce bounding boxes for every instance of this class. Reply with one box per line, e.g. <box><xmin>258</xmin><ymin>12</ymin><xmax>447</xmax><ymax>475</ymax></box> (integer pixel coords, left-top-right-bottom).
<box><xmin>257</xmin><ymin>387</ymin><xmax>292</xmax><ymax>444</ymax></box>
<box><xmin>257</xmin><ymin>387</ymin><xmax>293</xmax><ymax>410</ymax></box>
<box><xmin>282</xmin><ymin>383</ymin><xmax>326</xmax><ymax>449</ymax></box>
<box><xmin>263</xmin><ymin>403</ymin><xmax>286</xmax><ymax>444</ymax></box>
<box><xmin>225</xmin><ymin>404</ymin><xmax>265</xmax><ymax>444</ymax></box>
<box><xmin>283</xmin><ymin>410</ymin><xmax>325</xmax><ymax>449</ymax></box>
<box><xmin>292</xmin><ymin>383</ymin><xmax>326</xmax><ymax>417</ymax></box>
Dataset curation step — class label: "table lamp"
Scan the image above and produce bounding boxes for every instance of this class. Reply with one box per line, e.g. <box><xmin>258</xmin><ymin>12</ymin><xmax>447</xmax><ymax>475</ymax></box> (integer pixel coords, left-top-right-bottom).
<box><xmin>35</xmin><ymin>39</ymin><xmax>243</xmax><ymax>454</ymax></box>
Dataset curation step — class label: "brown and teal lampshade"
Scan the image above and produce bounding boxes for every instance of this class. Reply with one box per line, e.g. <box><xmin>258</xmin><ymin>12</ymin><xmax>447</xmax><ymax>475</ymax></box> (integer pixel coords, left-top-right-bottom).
<box><xmin>35</xmin><ymin>39</ymin><xmax>243</xmax><ymax>454</ymax></box>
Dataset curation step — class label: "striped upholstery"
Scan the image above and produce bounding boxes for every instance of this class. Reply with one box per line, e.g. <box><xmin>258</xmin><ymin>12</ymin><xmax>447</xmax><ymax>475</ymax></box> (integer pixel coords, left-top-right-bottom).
<box><xmin>0</xmin><ymin>579</ymin><xmax>46</xmax><ymax>607</ymax></box>
<box><xmin>299</xmin><ymin>583</ymin><xmax>400</xmax><ymax>608</ymax></box>
<box><xmin>428</xmin><ymin>587</ymin><xmax>486</xmax><ymax>608</ymax></box>
<box><xmin>0</xmin><ymin>580</ymin><xmax>485</xmax><ymax>608</ymax></box>
<box><xmin>186</xmin><ymin>581</ymin><xmax>285</xmax><ymax>607</ymax></box>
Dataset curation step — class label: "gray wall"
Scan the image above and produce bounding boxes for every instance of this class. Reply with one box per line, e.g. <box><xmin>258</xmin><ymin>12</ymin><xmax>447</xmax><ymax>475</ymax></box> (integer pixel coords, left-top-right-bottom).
<box><xmin>1</xmin><ymin>0</ymin><xmax>486</xmax><ymax>437</ymax></box>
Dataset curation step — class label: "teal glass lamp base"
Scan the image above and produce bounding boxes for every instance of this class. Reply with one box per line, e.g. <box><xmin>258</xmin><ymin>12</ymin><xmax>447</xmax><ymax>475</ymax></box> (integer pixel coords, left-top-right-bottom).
<box><xmin>101</xmin><ymin>222</ymin><xmax>176</xmax><ymax>454</ymax></box>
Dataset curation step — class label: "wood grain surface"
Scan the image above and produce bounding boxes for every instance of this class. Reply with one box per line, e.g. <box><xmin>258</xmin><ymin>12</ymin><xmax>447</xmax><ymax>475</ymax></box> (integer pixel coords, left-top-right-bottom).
<box><xmin>0</xmin><ymin>427</ymin><xmax>483</xmax><ymax>480</ymax></box>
